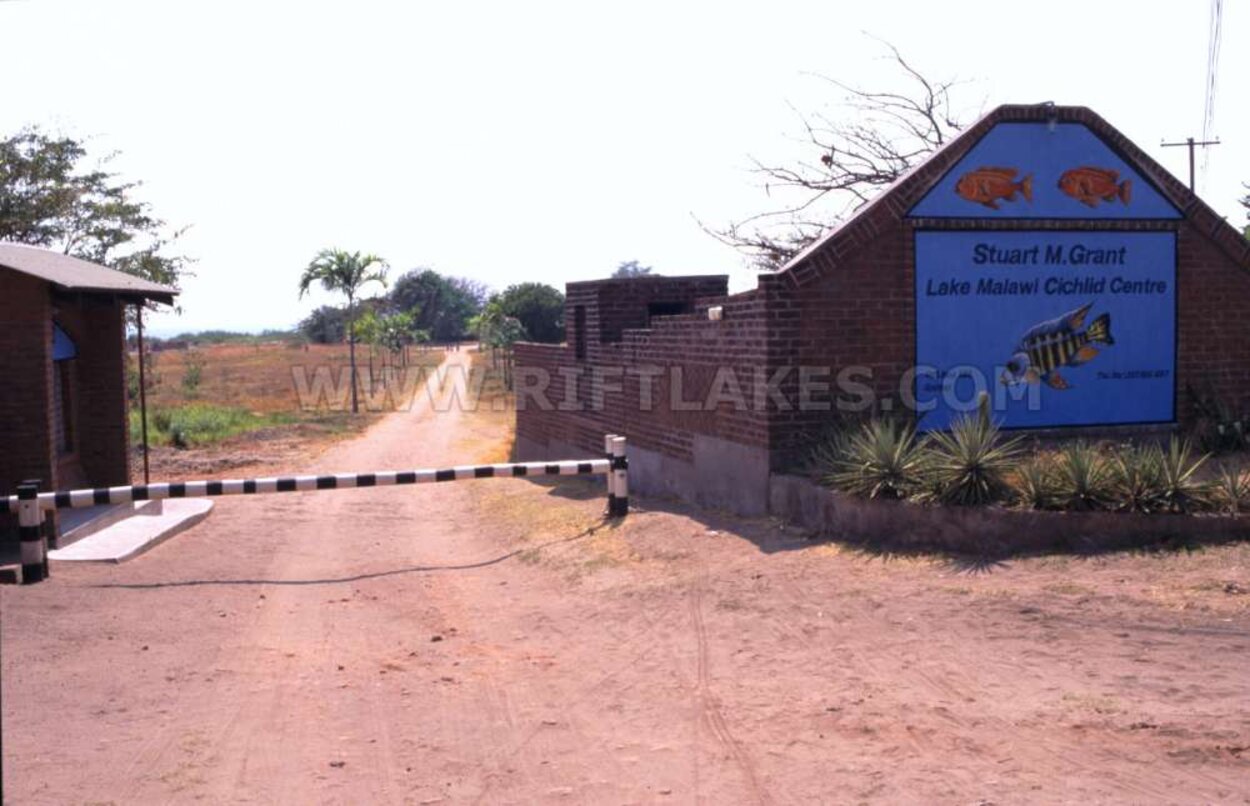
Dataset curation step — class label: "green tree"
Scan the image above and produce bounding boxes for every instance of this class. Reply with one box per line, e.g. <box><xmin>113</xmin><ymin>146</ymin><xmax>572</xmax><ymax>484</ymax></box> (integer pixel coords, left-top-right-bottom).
<box><xmin>470</xmin><ymin>300</ymin><xmax>527</xmax><ymax>389</ymax></box>
<box><xmin>379</xmin><ymin>311</ymin><xmax>414</xmax><ymax>366</ymax></box>
<box><xmin>612</xmin><ymin>260</ymin><xmax>654</xmax><ymax>278</ymax></box>
<box><xmin>496</xmin><ymin>282</ymin><xmax>564</xmax><ymax>344</ymax></box>
<box><xmin>298</xmin><ymin>305</ymin><xmax>348</xmax><ymax>344</ymax></box>
<box><xmin>389</xmin><ymin>269</ymin><xmax>485</xmax><ymax>342</ymax></box>
<box><xmin>352</xmin><ymin>309</ymin><xmax>383</xmax><ymax>383</ymax></box>
<box><xmin>298</xmin><ymin>249</ymin><xmax>388</xmax><ymax>413</ymax></box>
<box><xmin>0</xmin><ymin>126</ymin><xmax>190</xmax><ymax>293</ymax></box>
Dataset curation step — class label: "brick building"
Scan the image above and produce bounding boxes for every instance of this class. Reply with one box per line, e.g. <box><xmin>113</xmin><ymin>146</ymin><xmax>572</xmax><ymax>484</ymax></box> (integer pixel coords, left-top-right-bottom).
<box><xmin>515</xmin><ymin>104</ymin><xmax>1250</xmax><ymax>515</ymax></box>
<box><xmin>0</xmin><ymin>244</ymin><xmax>176</xmax><ymax>531</ymax></box>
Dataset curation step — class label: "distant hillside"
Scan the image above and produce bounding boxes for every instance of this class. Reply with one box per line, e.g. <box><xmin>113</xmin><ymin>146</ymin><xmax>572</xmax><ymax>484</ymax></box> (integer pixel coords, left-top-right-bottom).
<box><xmin>129</xmin><ymin>328</ymin><xmax>301</xmax><ymax>351</ymax></box>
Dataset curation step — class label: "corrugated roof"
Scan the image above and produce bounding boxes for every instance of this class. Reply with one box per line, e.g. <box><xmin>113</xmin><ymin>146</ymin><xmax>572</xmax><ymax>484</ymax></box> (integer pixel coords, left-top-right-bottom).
<box><xmin>0</xmin><ymin>242</ymin><xmax>178</xmax><ymax>302</ymax></box>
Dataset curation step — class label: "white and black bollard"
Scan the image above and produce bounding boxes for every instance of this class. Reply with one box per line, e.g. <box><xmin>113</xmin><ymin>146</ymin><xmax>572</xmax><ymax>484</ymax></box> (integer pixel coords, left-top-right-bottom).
<box><xmin>17</xmin><ymin>481</ymin><xmax>48</xmax><ymax>584</ymax></box>
<box><xmin>604</xmin><ymin>433</ymin><xmax>618</xmax><ymax>515</ymax></box>
<box><xmin>609</xmin><ymin>436</ymin><xmax>628</xmax><ymax>518</ymax></box>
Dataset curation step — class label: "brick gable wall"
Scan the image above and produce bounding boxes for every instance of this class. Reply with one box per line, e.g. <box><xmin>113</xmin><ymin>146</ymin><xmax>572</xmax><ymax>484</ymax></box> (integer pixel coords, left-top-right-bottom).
<box><xmin>515</xmin><ymin>104</ymin><xmax>1250</xmax><ymax>513</ymax></box>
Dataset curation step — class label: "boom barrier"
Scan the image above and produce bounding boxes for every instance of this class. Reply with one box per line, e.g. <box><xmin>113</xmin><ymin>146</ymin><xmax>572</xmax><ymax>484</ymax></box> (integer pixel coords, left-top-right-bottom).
<box><xmin>3</xmin><ymin>436</ymin><xmax>629</xmax><ymax>584</ymax></box>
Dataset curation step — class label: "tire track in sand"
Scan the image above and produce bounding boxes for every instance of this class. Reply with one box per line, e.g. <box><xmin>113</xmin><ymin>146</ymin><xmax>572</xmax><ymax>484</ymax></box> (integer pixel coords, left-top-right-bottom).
<box><xmin>689</xmin><ymin>568</ymin><xmax>770</xmax><ymax>805</ymax></box>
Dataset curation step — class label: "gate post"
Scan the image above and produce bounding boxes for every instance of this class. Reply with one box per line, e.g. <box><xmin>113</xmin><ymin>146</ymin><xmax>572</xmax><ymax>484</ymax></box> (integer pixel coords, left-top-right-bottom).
<box><xmin>17</xmin><ymin>481</ymin><xmax>48</xmax><ymax>584</ymax></box>
<box><xmin>603</xmin><ymin>434</ymin><xmax>618</xmax><ymax>515</ymax></box>
<box><xmin>609</xmin><ymin>436</ymin><xmax>628</xmax><ymax>518</ymax></box>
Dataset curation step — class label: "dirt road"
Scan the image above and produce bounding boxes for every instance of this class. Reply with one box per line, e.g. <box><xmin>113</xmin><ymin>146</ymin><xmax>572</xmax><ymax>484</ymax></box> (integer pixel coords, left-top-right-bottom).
<box><xmin>4</xmin><ymin>349</ymin><xmax>1250</xmax><ymax>803</ymax></box>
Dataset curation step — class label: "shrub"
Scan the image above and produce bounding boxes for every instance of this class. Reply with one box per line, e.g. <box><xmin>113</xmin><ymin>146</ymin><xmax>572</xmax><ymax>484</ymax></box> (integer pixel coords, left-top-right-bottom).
<box><xmin>824</xmin><ymin>418</ymin><xmax>927</xmax><ymax>500</ymax></box>
<box><xmin>152</xmin><ymin>410</ymin><xmax>173</xmax><ymax>433</ymax></box>
<box><xmin>132</xmin><ymin>404</ymin><xmax>292</xmax><ymax>448</ymax></box>
<box><xmin>1011</xmin><ymin>454</ymin><xmax>1061</xmax><ymax>510</ymax></box>
<box><xmin>924</xmin><ymin>398</ymin><xmax>1023</xmax><ymax>506</ymax></box>
<box><xmin>1053</xmin><ymin>441</ymin><xmax>1114</xmax><ymax>511</ymax></box>
<box><xmin>1214</xmin><ymin>464</ymin><xmax>1250</xmax><ymax>515</ymax></box>
<box><xmin>1186</xmin><ymin>385</ymin><xmax>1250</xmax><ymax>454</ymax></box>
<box><xmin>1156</xmin><ymin>437</ymin><xmax>1213</xmax><ymax>513</ymax></box>
<box><xmin>181</xmin><ymin>349</ymin><xmax>206</xmax><ymax>397</ymax></box>
<box><xmin>808</xmin><ymin>427</ymin><xmax>853</xmax><ymax>480</ymax></box>
<box><xmin>1109</xmin><ymin>444</ymin><xmax>1166</xmax><ymax>513</ymax></box>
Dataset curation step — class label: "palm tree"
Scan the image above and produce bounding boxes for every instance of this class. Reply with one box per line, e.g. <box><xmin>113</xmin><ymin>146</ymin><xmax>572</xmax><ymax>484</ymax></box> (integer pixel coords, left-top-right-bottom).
<box><xmin>298</xmin><ymin>248</ymin><xmax>388</xmax><ymax>413</ymax></box>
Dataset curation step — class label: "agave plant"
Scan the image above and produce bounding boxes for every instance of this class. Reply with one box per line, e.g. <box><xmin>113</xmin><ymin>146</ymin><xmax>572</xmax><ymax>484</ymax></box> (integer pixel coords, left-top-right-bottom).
<box><xmin>924</xmin><ymin>397</ymin><xmax>1023</xmax><ymax>506</ymax></box>
<box><xmin>1156</xmin><ymin>437</ymin><xmax>1213</xmax><ymax>513</ymax></box>
<box><xmin>1214</xmin><ymin>464</ymin><xmax>1250</xmax><ymax>515</ymax></box>
<box><xmin>825</xmin><ymin>418</ymin><xmax>928</xmax><ymax>500</ymax></box>
<box><xmin>1054</xmin><ymin>441</ymin><xmax>1114</xmax><ymax>511</ymax></box>
<box><xmin>807</xmin><ymin>427</ymin><xmax>853</xmax><ymax>480</ymax></box>
<box><xmin>1109</xmin><ymin>444</ymin><xmax>1166</xmax><ymax>513</ymax></box>
<box><xmin>1011</xmin><ymin>454</ymin><xmax>1061</xmax><ymax>510</ymax></box>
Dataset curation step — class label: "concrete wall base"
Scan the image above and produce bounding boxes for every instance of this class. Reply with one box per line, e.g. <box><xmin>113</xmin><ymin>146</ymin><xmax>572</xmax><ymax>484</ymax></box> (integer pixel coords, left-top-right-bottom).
<box><xmin>768</xmin><ymin>474</ymin><xmax>1250</xmax><ymax>556</ymax></box>
<box><xmin>516</xmin><ymin>433</ymin><xmax>771</xmax><ymax>516</ymax></box>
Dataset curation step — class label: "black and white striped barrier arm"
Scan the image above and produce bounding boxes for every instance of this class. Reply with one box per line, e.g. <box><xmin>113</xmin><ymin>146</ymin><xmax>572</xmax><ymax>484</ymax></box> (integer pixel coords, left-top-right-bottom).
<box><xmin>2</xmin><ymin>457</ymin><xmax>624</xmax><ymax>513</ymax></box>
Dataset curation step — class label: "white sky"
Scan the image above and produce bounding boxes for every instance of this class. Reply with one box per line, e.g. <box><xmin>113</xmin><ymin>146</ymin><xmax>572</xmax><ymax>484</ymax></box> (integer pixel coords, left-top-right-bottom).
<box><xmin>2</xmin><ymin>0</ymin><xmax>1246</xmax><ymax>336</ymax></box>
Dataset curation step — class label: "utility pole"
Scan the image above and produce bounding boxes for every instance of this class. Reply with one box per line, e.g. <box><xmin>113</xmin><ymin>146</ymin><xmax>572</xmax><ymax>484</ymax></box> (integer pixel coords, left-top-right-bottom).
<box><xmin>1160</xmin><ymin>136</ymin><xmax>1220</xmax><ymax>191</ymax></box>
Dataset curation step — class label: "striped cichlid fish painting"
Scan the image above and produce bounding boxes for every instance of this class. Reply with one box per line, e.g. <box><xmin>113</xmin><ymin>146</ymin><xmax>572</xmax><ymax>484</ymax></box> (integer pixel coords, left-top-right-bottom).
<box><xmin>1000</xmin><ymin>302</ymin><xmax>1114</xmax><ymax>390</ymax></box>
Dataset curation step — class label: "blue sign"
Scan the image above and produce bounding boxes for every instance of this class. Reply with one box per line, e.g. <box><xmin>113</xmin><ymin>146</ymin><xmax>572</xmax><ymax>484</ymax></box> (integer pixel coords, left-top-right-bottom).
<box><xmin>914</xmin><ymin>231</ymin><xmax>1176</xmax><ymax>430</ymax></box>
<box><xmin>908</xmin><ymin>123</ymin><xmax>1180</xmax><ymax>220</ymax></box>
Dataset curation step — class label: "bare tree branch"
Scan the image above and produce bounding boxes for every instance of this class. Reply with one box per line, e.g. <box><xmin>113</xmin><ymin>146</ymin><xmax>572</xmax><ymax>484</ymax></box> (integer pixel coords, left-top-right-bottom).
<box><xmin>707</xmin><ymin>42</ymin><xmax>966</xmax><ymax>271</ymax></box>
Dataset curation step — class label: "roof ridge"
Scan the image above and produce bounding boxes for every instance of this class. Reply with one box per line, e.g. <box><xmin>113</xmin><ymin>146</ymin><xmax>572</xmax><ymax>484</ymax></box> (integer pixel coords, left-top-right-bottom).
<box><xmin>776</xmin><ymin>103</ymin><xmax>1250</xmax><ymax>286</ymax></box>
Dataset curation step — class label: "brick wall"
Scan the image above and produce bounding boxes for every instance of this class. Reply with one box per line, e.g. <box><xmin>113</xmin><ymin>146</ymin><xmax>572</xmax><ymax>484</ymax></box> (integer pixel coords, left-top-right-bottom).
<box><xmin>569</xmin><ymin>276</ymin><xmax>729</xmax><ymax>349</ymax></box>
<box><xmin>516</xmin><ymin>103</ymin><xmax>1250</xmax><ymax>509</ymax></box>
<box><xmin>516</xmin><ymin>276</ymin><xmax>769</xmax><ymax>463</ymax></box>
<box><xmin>0</xmin><ymin>271</ymin><xmax>133</xmax><ymax>525</ymax></box>
<box><xmin>55</xmin><ymin>293</ymin><xmax>131</xmax><ymax>488</ymax></box>
<box><xmin>1175</xmin><ymin>222</ymin><xmax>1250</xmax><ymax>413</ymax></box>
<box><xmin>0</xmin><ymin>269</ymin><xmax>54</xmax><ymax>536</ymax></box>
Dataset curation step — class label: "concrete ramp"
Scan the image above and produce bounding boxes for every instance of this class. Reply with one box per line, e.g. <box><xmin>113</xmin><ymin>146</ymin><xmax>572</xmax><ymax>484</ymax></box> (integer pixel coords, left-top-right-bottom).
<box><xmin>48</xmin><ymin>499</ymin><xmax>213</xmax><ymax>563</ymax></box>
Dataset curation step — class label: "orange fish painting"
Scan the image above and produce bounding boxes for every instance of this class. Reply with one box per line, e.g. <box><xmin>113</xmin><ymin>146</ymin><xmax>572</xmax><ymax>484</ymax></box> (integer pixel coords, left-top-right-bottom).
<box><xmin>953</xmin><ymin>167</ymin><xmax>1033</xmax><ymax>210</ymax></box>
<box><xmin>1058</xmin><ymin>166</ymin><xmax>1131</xmax><ymax>208</ymax></box>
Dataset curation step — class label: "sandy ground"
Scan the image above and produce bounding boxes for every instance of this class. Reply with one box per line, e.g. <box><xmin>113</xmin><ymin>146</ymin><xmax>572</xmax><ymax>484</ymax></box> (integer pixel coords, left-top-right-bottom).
<box><xmin>4</xmin><ymin>349</ymin><xmax>1250</xmax><ymax>804</ymax></box>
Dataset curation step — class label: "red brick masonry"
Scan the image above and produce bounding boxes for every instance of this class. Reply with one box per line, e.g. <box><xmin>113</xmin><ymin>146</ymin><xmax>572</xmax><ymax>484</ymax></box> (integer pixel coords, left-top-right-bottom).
<box><xmin>515</xmin><ymin>104</ymin><xmax>1250</xmax><ymax>515</ymax></box>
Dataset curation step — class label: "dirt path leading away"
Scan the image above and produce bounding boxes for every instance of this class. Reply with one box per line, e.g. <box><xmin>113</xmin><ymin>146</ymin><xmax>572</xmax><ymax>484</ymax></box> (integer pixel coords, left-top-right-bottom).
<box><xmin>4</xmin><ymin>348</ymin><xmax>1250</xmax><ymax>804</ymax></box>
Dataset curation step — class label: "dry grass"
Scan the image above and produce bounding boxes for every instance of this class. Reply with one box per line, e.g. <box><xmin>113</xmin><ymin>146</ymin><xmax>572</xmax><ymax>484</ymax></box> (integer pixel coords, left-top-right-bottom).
<box><xmin>129</xmin><ymin>341</ymin><xmax>446</xmax><ymax>477</ymax></box>
<box><xmin>141</xmin><ymin>341</ymin><xmax>443</xmax><ymax>415</ymax></box>
<box><xmin>451</xmin><ymin>350</ymin><xmax>516</xmax><ymax>463</ymax></box>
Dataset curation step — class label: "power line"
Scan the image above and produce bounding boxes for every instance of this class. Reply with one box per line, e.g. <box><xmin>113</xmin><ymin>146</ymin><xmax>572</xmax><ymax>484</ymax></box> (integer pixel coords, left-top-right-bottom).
<box><xmin>1161</xmin><ymin>137</ymin><xmax>1220</xmax><ymax>192</ymax></box>
<box><xmin>1201</xmin><ymin>0</ymin><xmax>1223</xmax><ymax>185</ymax></box>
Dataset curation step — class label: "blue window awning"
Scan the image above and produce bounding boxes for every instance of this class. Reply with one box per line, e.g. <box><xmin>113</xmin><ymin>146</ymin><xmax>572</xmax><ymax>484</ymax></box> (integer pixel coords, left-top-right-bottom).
<box><xmin>53</xmin><ymin>323</ymin><xmax>77</xmax><ymax>361</ymax></box>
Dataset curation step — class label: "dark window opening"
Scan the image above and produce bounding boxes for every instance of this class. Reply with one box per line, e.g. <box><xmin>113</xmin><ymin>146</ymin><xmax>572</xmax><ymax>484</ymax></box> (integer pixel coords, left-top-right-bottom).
<box><xmin>573</xmin><ymin>305</ymin><xmax>587</xmax><ymax>360</ymax></box>
<box><xmin>54</xmin><ymin>360</ymin><xmax>75</xmax><ymax>455</ymax></box>
<box><xmin>646</xmin><ymin>301</ymin><xmax>691</xmax><ymax>325</ymax></box>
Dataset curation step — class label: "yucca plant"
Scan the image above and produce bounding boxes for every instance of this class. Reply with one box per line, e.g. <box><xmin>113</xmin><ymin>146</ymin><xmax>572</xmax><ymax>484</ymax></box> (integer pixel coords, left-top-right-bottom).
<box><xmin>924</xmin><ymin>395</ymin><xmax>1023</xmax><ymax>506</ymax></box>
<box><xmin>1109</xmin><ymin>444</ymin><xmax>1166</xmax><ymax>513</ymax></box>
<box><xmin>1156</xmin><ymin>437</ymin><xmax>1213</xmax><ymax>513</ymax></box>
<box><xmin>1011</xmin><ymin>454</ymin><xmax>1061</xmax><ymax>510</ymax></box>
<box><xmin>1214</xmin><ymin>464</ymin><xmax>1250</xmax><ymax>515</ymax></box>
<box><xmin>808</xmin><ymin>427</ymin><xmax>853</xmax><ymax>480</ymax></box>
<box><xmin>1054</xmin><ymin>441</ymin><xmax>1114</xmax><ymax>511</ymax></box>
<box><xmin>824</xmin><ymin>418</ymin><xmax>928</xmax><ymax>500</ymax></box>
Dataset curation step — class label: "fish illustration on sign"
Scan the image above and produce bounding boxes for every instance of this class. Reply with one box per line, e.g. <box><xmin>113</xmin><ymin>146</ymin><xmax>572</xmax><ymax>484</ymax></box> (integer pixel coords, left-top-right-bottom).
<box><xmin>999</xmin><ymin>303</ymin><xmax>1114</xmax><ymax>390</ymax></box>
<box><xmin>954</xmin><ymin>167</ymin><xmax>1033</xmax><ymax>210</ymax></box>
<box><xmin>1058</xmin><ymin>166</ymin><xmax>1132</xmax><ymax>208</ymax></box>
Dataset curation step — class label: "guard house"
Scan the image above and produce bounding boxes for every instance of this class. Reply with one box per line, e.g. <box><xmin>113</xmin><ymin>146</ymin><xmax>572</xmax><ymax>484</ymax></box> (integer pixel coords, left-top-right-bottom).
<box><xmin>0</xmin><ymin>244</ymin><xmax>177</xmax><ymax>535</ymax></box>
<box><xmin>515</xmin><ymin>103</ymin><xmax>1250</xmax><ymax>515</ymax></box>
